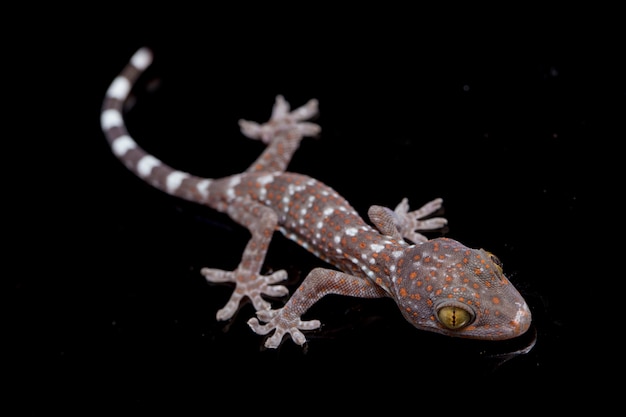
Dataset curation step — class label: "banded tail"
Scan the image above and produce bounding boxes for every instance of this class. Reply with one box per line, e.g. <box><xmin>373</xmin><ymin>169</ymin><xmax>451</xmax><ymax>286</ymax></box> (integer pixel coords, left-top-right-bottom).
<box><xmin>100</xmin><ymin>47</ymin><xmax>213</xmax><ymax>203</ymax></box>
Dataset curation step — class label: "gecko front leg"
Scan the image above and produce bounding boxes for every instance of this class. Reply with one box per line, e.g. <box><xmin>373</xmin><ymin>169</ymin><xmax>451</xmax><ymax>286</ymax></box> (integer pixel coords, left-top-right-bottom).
<box><xmin>248</xmin><ymin>268</ymin><xmax>389</xmax><ymax>348</ymax></box>
<box><xmin>368</xmin><ymin>197</ymin><xmax>448</xmax><ymax>243</ymax></box>
<box><xmin>201</xmin><ymin>197</ymin><xmax>289</xmax><ymax>320</ymax></box>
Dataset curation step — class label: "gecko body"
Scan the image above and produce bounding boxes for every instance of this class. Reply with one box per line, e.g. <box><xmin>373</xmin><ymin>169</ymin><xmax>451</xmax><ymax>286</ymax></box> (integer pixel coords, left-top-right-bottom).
<box><xmin>101</xmin><ymin>48</ymin><xmax>531</xmax><ymax>348</ymax></box>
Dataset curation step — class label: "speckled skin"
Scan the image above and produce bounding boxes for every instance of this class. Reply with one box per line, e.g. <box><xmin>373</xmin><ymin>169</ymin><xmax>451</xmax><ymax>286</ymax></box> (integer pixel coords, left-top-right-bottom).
<box><xmin>101</xmin><ymin>48</ymin><xmax>532</xmax><ymax>348</ymax></box>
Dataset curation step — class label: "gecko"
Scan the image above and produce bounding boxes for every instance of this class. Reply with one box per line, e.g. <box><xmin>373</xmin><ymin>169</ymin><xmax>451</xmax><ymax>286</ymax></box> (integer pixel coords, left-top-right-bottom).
<box><xmin>100</xmin><ymin>47</ymin><xmax>532</xmax><ymax>349</ymax></box>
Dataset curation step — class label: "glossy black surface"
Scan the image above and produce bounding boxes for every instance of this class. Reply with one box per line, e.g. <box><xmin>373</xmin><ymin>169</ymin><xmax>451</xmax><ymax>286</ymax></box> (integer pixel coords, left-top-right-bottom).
<box><xmin>11</xmin><ymin>13</ymin><xmax>623</xmax><ymax>412</ymax></box>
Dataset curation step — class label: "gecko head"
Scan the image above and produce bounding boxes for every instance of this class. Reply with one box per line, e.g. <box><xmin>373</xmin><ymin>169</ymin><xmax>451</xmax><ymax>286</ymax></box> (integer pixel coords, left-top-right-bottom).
<box><xmin>396</xmin><ymin>238</ymin><xmax>531</xmax><ymax>340</ymax></box>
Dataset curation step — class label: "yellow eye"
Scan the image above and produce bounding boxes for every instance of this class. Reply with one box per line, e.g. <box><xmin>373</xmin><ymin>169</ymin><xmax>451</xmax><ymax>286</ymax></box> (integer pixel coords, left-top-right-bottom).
<box><xmin>436</xmin><ymin>305</ymin><xmax>473</xmax><ymax>330</ymax></box>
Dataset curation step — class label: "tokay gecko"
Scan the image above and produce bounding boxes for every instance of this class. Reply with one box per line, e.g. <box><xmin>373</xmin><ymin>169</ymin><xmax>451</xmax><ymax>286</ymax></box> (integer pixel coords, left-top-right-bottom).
<box><xmin>101</xmin><ymin>48</ymin><xmax>532</xmax><ymax>349</ymax></box>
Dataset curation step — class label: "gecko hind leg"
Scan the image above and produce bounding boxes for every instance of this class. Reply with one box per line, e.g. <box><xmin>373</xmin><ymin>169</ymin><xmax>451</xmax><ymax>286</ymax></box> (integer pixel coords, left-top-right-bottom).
<box><xmin>201</xmin><ymin>198</ymin><xmax>289</xmax><ymax>321</ymax></box>
<box><xmin>368</xmin><ymin>197</ymin><xmax>448</xmax><ymax>243</ymax></box>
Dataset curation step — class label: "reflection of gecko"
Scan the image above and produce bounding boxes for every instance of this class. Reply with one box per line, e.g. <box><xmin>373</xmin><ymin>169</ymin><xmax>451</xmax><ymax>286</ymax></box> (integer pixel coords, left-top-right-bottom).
<box><xmin>101</xmin><ymin>48</ymin><xmax>531</xmax><ymax>349</ymax></box>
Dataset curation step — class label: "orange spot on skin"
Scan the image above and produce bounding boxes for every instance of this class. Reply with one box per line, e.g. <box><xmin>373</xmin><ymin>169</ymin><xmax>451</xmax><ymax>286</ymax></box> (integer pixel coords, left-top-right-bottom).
<box><xmin>413</xmin><ymin>255</ymin><xmax>421</xmax><ymax>261</ymax></box>
<box><xmin>409</xmin><ymin>271</ymin><xmax>417</xmax><ymax>279</ymax></box>
<box><xmin>492</xmin><ymin>296</ymin><xmax>501</xmax><ymax>305</ymax></box>
<box><xmin>399</xmin><ymin>288</ymin><xmax>407</xmax><ymax>297</ymax></box>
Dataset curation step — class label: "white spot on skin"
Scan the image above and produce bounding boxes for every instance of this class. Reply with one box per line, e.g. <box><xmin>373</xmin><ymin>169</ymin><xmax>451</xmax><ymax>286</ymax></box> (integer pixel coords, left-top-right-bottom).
<box><xmin>316</xmin><ymin>221</ymin><xmax>323</xmax><ymax>229</ymax></box>
<box><xmin>196</xmin><ymin>179</ymin><xmax>212</xmax><ymax>199</ymax></box>
<box><xmin>257</xmin><ymin>174</ymin><xmax>274</xmax><ymax>186</ymax></box>
<box><xmin>370</xmin><ymin>244</ymin><xmax>384</xmax><ymax>253</ymax></box>
<box><xmin>392</xmin><ymin>251</ymin><xmax>403</xmax><ymax>258</ymax></box>
<box><xmin>137</xmin><ymin>155</ymin><xmax>160</xmax><ymax>177</ymax></box>
<box><xmin>345</xmin><ymin>227</ymin><xmax>358</xmax><ymax>236</ymax></box>
<box><xmin>131</xmin><ymin>48</ymin><xmax>153</xmax><ymax>70</ymax></box>
<box><xmin>166</xmin><ymin>171</ymin><xmax>189</xmax><ymax>193</ymax></box>
<box><xmin>112</xmin><ymin>135</ymin><xmax>136</xmax><ymax>156</ymax></box>
<box><xmin>226</xmin><ymin>176</ymin><xmax>241</xmax><ymax>199</ymax></box>
<box><xmin>333</xmin><ymin>236</ymin><xmax>341</xmax><ymax>245</ymax></box>
<box><xmin>323</xmin><ymin>207</ymin><xmax>334</xmax><ymax>216</ymax></box>
<box><xmin>101</xmin><ymin>109</ymin><xmax>123</xmax><ymax>129</ymax></box>
<box><xmin>513</xmin><ymin>302</ymin><xmax>528</xmax><ymax>324</ymax></box>
<box><xmin>107</xmin><ymin>76</ymin><xmax>131</xmax><ymax>100</ymax></box>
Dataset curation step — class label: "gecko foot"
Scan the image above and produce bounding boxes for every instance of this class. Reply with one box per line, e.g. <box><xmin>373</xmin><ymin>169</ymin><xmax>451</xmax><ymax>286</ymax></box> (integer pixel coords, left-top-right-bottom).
<box><xmin>247</xmin><ymin>308</ymin><xmax>321</xmax><ymax>348</ymax></box>
<box><xmin>394</xmin><ymin>197</ymin><xmax>448</xmax><ymax>243</ymax></box>
<box><xmin>201</xmin><ymin>267</ymin><xmax>289</xmax><ymax>321</ymax></box>
<box><xmin>238</xmin><ymin>95</ymin><xmax>320</xmax><ymax>144</ymax></box>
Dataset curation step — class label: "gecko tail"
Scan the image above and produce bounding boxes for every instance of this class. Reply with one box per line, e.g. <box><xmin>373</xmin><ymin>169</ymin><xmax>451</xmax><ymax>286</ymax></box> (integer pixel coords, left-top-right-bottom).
<box><xmin>100</xmin><ymin>47</ymin><xmax>214</xmax><ymax>203</ymax></box>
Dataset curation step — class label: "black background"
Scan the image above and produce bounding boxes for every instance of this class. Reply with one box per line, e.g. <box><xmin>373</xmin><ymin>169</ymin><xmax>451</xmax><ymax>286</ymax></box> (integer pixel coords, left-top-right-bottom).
<box><xmin>10</xmin><ymin>7</ymin><xmax>624</xmax><ymax>413</ymax></box>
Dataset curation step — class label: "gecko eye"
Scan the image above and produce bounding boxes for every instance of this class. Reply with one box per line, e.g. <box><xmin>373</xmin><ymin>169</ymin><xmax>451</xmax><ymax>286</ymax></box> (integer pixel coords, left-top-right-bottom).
<box><xmin>436</xmin><ymin>305</ymin><xmax>474</xmax><ymax>330</ymax></box>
